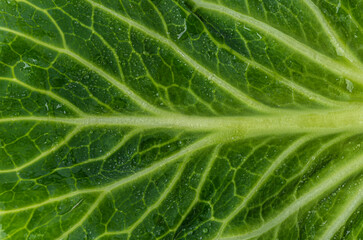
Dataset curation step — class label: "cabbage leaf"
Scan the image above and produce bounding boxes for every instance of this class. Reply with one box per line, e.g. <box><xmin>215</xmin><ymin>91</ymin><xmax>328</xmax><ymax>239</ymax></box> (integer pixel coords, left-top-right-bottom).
<box><xmin>0</xmin><ymin>0</ymin><xmax>363</xmax><ymax>239</ymax></box>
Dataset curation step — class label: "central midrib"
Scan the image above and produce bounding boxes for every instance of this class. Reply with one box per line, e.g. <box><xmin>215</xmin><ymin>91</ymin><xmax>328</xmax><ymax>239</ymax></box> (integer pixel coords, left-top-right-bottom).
<box><xmin>2</xmin><ymin>107</ymin><xmax>363</xmax><ymax>135</ymax></box>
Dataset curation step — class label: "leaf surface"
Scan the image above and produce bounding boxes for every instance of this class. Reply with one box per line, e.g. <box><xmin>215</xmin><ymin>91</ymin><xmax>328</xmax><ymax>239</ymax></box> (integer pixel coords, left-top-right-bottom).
<box><xmin>0</xmin><ymin>0</ymin><xmax>363</xmax><ymax>239</ymax></box>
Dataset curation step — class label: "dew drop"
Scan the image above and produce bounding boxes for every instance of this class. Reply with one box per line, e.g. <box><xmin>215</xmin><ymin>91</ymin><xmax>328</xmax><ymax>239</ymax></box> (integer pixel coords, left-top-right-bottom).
<box><xmin>336</xmin><ymin>0</ymin><xmax>341</xmax><ymax>13</ymax></box>
<box><xmin>345</xmin><ymin>79</ymin><xmax>354</xmax><ymax>92</ymax></box>
<box><xmin>21</xmin><ymin>62</ymin><xmax>31</xmax><ymax>70</ymax></box>
<box><xmin>143</xmin><ymin>51</ymin><xmax>149</xmax><ymax>56</ymax></box>
<box><xmin>177</xmin><ymin>19</ymin><xmax>187</xmax><ymax>39</ymax></box>
<box><xmin>243</xmin><ymin>25</ymin><xmax>251</xmax><ymax>31</ymax></box>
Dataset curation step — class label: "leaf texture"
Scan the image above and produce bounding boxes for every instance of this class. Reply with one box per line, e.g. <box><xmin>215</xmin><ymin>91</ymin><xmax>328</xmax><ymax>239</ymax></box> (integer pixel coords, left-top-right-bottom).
<box><xmin>0</xmin><ymin>0</ymin><xmax>363</xmax><ymax>239</ymax></box>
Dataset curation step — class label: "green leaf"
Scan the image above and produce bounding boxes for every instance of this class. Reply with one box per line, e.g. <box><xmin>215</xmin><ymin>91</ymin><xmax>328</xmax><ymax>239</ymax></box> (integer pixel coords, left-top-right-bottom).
<box><xmin>0</xmin><ymin>0</ymin><xmax>363</xmax><ymax>239</ymax></box>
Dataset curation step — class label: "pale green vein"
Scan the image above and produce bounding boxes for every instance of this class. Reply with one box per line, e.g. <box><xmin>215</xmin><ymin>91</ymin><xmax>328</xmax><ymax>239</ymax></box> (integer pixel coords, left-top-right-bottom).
<box><xmin>191</xmin><ymin>0</ymin><xmax>363</xmax><ymax>85</ymax></box>
<box><xmin>96</xmin><ymin>154</ymin><xmax>193</xmax><ymax>240</ymax></box>
<box><xmin>0</xmin><ymin>77</ymin><xmax>86</xmax><ymax>116</ymax></box>
<box><xmin>236</xmin><ymin>138</ymin><xmax>272</xmax><ymax>169</ymax></box>
<box><xmin>0</xmin><ymin>107</ymin><xmax>363</xmax><ymax>134</ymax></box>
<box><xmin>200</xmin><ymin>25</ymin><xmax>345</xmax><ymax>107</ymax></box>
<box><xmin>4</xmin><ymin>209</ymin><xmax>35</xmax><ymax>239</ymax></box>
<box><xmin>46</xmin><ymin>2</ymin><xmax>126</xmax><ymax>81</ymax></box>
<box><xmin>325</xmin><ymin>0</ymin><xmax>363</xmax><ymax>35</ymax></box>
<box><xmin>15</xmin><ymin>0</ymin><xmax>67</xmax><ymax>48</ymax></box>
<box><xmin>49</xmin><ymin>67</ymin><xmax>118</xmax><ymax>114</ymax></box>
<box><xmin>215</xmin><ymin>134</ymin><xmax>315</xmax><ymax>239</ymax></box>
<box><xmin>0</xmin><ymin>126</ymin><xmax>81</xmax><ymax>173</ymax></box>
<box><xmin>174</xmin><ymin>1</ymin><xmax>342</xmax><ymax>108</ymax></box>
<box><xmin>220</xmin><ymin>152</ymin><xmax>363</xmax><ymax>240</ymax></box>
<box><xmin>56</xmin><ymin>192</ymin><xmax>107</xmax><ymax>240</ymax></box>
<box><xmin>0</xmin><ymin>134</ymin><xmax>216</xmax><ymax>216</ymax></box>
<box><xmin>319</xmin><ymin>179</ymin><xmax>363</xmax><ymax>240</ymax></box>
<box><xmin>130</xmin><ymin>46</ymin><xmax>179</xmax><ymax>113</ymax></box>
<box><xmin>298</xmin><ymin>133</ymin><xmax>352</xmax><ymax>174</ymax></box>
<box><xmin>244</xmin><ymin>0</ymin><xmax>250</xmax><ymax>14</ymax></box>
<box><xmin>78</xmin><ymin>129</ymin><xmax>142</xmax><ymax>166</ymax></box>
<box><xmin>302</xmin><ymin>0</ymin><xmax>363</xmax><ymax>68</ymax></box>
<box><xmin>187</xmin><ymin>87</ymin><xmax>220</xmax><ymax>115</ymax></box>
<box><xmin>160</xmin><ymin>145</ymin><xmax>222</xmax><ymax>238</ymax></box>
<box><xmin>103</xmin><ymin>133</ymin><xmax>221</xmax><ymax>192</ymax></box>
<box><xmin>229</xmin><ymin>137</ymin><xmax>272</xmax><ymax>197</ymax></box>
<box><xmin>147</xmin><ymin>0</ymin><xmax>169</xmax><ymax>36</ymax></box>
<box><xmin>0</xmin><ymin>116</ymin><xmax>77</xmax><ymax>124</ymax></box>
<box><xmin>251</xmin><ymin>133</ymin><xmax>353</xmax><ymax>214</ymax></box>
<box><xmin>36</xmin><ymin>129</ymin><xmax>143</xmax><ymax>179</ymax></box>
<box><xmin>85</xmin><ymin>0</ymin><xmax>277</xmax><ymax>114</ymax></box>
<box><xmin>272</xmin><ymin>225</ymin><xmax>280</xmax><ymax>240</ymax></box>
<box><xmin>0</xmin><ymin>27</ymin><xmax>167</xmax><ymax>115</ymax></box>
<box><xmin>0</xmin><ymin>189</ymin><xmax>102</xmax><ymax>215</ymax></box>
<box><xmin>128</xmin><ymin>156</ymin><xmax>189</xmax><ymax>234</ymax></box>
<box><xmin>58</xmin><ymin>49</ymin><xmax>165</xmax><ymax>116</ymax></box>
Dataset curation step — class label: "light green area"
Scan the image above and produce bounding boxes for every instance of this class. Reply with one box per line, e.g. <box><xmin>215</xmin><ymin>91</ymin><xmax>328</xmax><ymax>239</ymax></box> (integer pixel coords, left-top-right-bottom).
<box><xmin>0</xmin><ymin>0</ymin><xmax>363</xmax><ymax>239</ymax></box>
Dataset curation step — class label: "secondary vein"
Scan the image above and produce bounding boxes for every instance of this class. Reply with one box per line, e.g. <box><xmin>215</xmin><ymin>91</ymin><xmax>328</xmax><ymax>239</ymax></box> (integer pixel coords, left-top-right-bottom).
<box><xmin>220</xmin><ymin>152</ymin><xmax>363</xmax><ymax>240</ymax></box>
<box><xmin>190</xmin><ymin>0</ymin><xmax>363</xmax><ymax>86</ymax></box>
<box><xmin>84</xmin><ymin>0</ymin><xmax>277</xmax><ymax>114</ymax></box>
<box><xmin>0</xmin><ymin>27</ymin><xmax>167</xmax><ymax>116</ymax></box>
<box><xmin>0</xmin><ymin>77</ymin><xmax>86</xmax><ymax>116</ymax></box>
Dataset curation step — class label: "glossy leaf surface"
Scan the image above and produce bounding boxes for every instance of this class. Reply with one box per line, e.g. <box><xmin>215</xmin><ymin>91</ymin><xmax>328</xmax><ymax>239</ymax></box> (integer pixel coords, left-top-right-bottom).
<box><xmin>0</xmin><ymin>0</ymin><xmax>363</xmax><ymax>239</ymax></box>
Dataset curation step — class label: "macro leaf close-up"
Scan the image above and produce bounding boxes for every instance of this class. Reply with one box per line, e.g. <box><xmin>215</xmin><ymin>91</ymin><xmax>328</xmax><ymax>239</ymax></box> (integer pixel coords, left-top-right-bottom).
<box><xmin>0</xmin><ymin>0</ymin><xmax>363</xmax><ymax>239</ymax></box>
